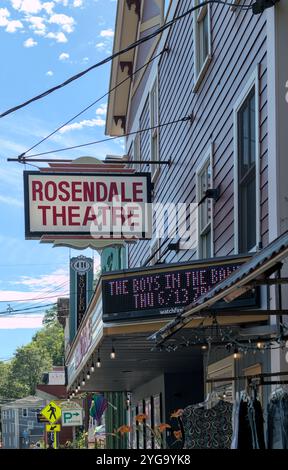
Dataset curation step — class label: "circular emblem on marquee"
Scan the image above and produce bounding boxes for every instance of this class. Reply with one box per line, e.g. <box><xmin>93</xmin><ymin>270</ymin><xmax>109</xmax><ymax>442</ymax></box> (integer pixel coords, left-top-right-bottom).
<box><xmin>71</xmin><ymin>256</ymin><xmax>93</xmax><ymax>274</ymax></box>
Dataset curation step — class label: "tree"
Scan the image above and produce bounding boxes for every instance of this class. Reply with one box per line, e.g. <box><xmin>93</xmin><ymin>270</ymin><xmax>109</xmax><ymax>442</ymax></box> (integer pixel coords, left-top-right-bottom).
<box><xmin>0</xmin><ymin>361</ymin><xmax>11</xmax><ymax>398</ymax></box>
<box><xmin>9</xmin><ymin>343</ymin><xmax>53</xmax><ymax>397</ymax></box>
<box><xmin>1</xmin><ymin>305</ymin><xmax>65</xmax><ymax>398</ymax></box>
<box><xmin>32</xmin><ymin>321</ymin><xmax>64</xmax><ymax>366</ymax></box>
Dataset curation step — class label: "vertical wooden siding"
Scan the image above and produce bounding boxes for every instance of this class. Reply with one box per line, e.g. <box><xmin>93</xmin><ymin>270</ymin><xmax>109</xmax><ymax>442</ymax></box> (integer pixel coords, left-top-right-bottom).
<box><xmin>128</xmin><ymin>0</ymin><xmax>268</xmax><ymax>268</ymax></box>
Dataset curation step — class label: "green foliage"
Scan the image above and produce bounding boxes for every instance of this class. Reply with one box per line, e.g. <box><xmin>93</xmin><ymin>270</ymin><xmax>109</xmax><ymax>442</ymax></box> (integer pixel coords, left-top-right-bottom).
<box><xmin>1</xmin><ymin>305</ymin><xmax>65</xmax><ymax>399</ymax></box>
<box><xmin>0</xmin><ymin>361</ymin><xmax>12</xmax><ymax>398</ymax></box>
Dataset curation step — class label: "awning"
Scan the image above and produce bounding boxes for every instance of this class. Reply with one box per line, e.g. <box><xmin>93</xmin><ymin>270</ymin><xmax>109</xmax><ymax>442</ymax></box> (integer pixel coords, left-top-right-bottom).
<box><xmin>149</xmin><ymin>230</ymin><xmax>288</xmax><ymax>345</ymax></box>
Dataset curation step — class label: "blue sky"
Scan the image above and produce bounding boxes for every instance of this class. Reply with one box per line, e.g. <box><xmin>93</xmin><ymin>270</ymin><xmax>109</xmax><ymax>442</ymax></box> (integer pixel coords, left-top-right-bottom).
<box><xmin>0</xmin><ymin>0</ymin><xmax>121</xmax><ymax>359</ymax></box>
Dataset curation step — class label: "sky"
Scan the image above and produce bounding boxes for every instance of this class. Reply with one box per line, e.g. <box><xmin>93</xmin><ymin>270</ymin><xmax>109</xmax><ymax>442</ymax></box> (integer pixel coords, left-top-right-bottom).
<box><xmin>0</xmin><ymin>0</ymin><xmax>122</xmax><ymax>360</ymax></box>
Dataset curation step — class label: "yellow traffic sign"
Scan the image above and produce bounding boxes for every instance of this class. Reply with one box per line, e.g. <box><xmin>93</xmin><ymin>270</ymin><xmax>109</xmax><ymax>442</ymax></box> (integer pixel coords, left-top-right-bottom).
<box><xmin>41</xmin><ymin>401</ymin><xmax>61</xmax><ymax>424</ymax></box>
<box><xmin>46</xmin><ymin>424</ymin><xmax>61</xmax><ymax>432</ymax></box>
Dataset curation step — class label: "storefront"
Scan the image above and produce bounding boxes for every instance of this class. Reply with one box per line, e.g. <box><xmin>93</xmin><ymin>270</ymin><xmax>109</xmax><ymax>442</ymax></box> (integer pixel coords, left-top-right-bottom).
<box><xmin>150</xmin><ymin>230</ymin><xmax>288</xmax><ymax>449</ymax></box>
<box><xmin>66</xmin><ymin>252</ymin><xmax>271</xmax><ymax>448</ymax></box>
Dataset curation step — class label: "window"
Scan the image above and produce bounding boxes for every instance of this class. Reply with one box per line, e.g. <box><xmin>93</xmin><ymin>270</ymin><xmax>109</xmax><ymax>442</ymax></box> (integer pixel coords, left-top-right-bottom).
<box><xmin>197</xmin><ymin>155</ymin><xmax>213</xmax><ymax>259</ymax></box>
<box><xmin>150</xmin><ymin>78</ymin><xmax>160</xmax><ymax>181</ymax></box>
<box><xmin>133</xmin><ymin>132</ymin><xmax>141</xmax><ymax>171</ymax></box>
<box><xmin>238</xmin><ymin>89</ymin><xmax>256</xmax><ymax>252</ymax></box>
<box><xmin>207</xmin><ymin>355</ymin><xmax>235</xmax><ymax>402</ymax></box>
<box><xmin>150</xmin><ymin>238</ymin><xmax>161</xmax><ymax>266</ymax></box>
<box><xmin>234</xmin><ymin>70</ymin><xmax>259</xmax><ymax>255</ymax></box>
<box><xmin>193</xmin><ymin>1</ymin><xmax>212</xmax><ymax>90</ymax></box>
<box><xmin>22</xmin><ymin>408</ymin><xmax>28</xmax><ymax>418</ymax></box>
<box><xmin>164</xmin><ymin>0</ymin><xmax>171</xmax><ymax>18</ymax></box>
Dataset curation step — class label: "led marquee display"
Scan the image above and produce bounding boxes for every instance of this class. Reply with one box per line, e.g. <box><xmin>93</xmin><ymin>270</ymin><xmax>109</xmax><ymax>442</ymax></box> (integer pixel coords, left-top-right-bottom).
<box><xmin>102</xmin><ymin>257</ymin><xmax>257</xmax><ymax>321</ymax></box>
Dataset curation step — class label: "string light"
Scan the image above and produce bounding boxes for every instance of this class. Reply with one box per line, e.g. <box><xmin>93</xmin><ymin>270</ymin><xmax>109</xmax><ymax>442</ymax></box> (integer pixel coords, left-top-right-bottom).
<box><xmin>82</xmin><ymin>377</ymin><xmax>85</xmax><ymax>386</ymax></box>
<box><xmin>110</xmin><ymin>345</ymin><xmax>116</xmax><ymax>360</ymax></box>
<box><xmin>97</xmin><ymin>349</ymin><xmax>101</xmax><ymax>368</ymax></box>
<box><xmin>87</xmin><ymin>370</ymin><xmax>91</xmax><ymax>380</ymax></box>
<box><xmin>90</xmin><ymin>360</ymin><xmax>95</xmax><ymax>373</ymax></box>
<box><xmin>234</xmin><ymin>348</ymin><xmax>239</xmax><ymax>360</ymax></box>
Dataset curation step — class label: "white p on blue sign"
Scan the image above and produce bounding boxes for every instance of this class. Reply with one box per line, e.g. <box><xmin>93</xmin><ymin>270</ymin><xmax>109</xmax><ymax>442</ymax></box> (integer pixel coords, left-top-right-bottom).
<box><xmin>61</xmin><ymin>409</ymin><xmax>83</xmax><ymax>427</ymax></box>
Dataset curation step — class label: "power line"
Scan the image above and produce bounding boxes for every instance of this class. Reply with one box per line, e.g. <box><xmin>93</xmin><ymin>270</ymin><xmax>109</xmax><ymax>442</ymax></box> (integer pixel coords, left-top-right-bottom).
<box><xmin>0</xmin><ymin>303</ymin><xmax>56</xmax><ymax>315</ymax></box>
<box><xmin>23</xmin><ymin>50</ymin><xmax>165</xmax><ymax>157</ymax></box>
<box><xmin>0</xmin><ymin>286</ymin><xmax>97</xmax><ymax>304</ymax></box>
<box><xmin>16</xmin><ymin>116</ymin><xmax>191</xmax><ymax>160</ymax></box>
<box><xmin>0</xmin><ymin>1</ymin><xmax>252</xmax><ymax>121</ymax></box>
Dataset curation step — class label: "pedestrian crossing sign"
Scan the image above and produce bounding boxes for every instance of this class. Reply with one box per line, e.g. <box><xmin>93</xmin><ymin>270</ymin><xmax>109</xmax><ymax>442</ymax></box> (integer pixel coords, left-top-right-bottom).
<box><xmin>41</xmin><ymin>401</ymin><xmax>62</xmax><ymax>424</ymax></box>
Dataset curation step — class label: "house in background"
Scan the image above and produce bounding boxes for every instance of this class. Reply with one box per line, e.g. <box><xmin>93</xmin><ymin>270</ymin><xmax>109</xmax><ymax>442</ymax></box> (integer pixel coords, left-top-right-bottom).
<box><xmin>0</xmin><ymin>396</ymin><xmax>46</xmax><ymax>449</ymax></box>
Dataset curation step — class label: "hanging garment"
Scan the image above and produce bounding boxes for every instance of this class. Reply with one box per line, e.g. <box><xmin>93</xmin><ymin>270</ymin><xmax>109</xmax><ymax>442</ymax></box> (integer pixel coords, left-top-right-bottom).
<box><xmin>234</xmin><ymin>394</ymin><xmax>266</xmax><ymax>449</ymax></box>
<box><xmin>237</xmin><ymin>399</ymin><xmax>253</xmax><ymax>449</ymax></box>
<box><xmin>249</xmin><ymin>398</ymin><xmax>266</xmax><ymax>449</ymax></box>
<box><xmin>182</xmin><ymin>399</ymin><xmax>233</xmax><ymax>449</ymax></box>
<box><xmin>267</xmin><ymin>390</ymin><xmax>288</xmax><ymax>449</ymax></box>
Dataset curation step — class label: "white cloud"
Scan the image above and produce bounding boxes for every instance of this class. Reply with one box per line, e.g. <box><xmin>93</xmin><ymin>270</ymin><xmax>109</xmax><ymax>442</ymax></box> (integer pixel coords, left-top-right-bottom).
<box><xmin>73</xmin><ymin>0</ymin><xmax>82</xmax><ymax>6</ymax></box>
<box><xmin>95</xmin><ymin>42</ymin><xmax>105</xmax><ymax>49</ymax></box>
<box><xmin>11</xmin><ymin>0</ymin><xmax>43</xmax><ymax>14</ymax></box>
<box><xmin>59</xmin><ymin>117</ymin><xmax>105</xmax><ymax>133</ymax></box>
<box><xmin>95</xmin><ymin>103</ymin><xmax>107</xmax><ymax>116</ymax></box>
<box><xmin>100</xmin><ymin>28</ymin><xmax>114</xmax><ymax>38</ymax></box>
<box><xmin>46</xmin><ymin>70</ymin><xmax>53</xmax><ymax>76</ymax></box>
<box><xmin>49</xmin><ymin>13</ymin><xmax>75</xmax><ymax>33</ymax></box>
<box><xmin>46</xmin><ymin>31</ymin><xmax>67</xmax><ymax>42</ymax></box>
<box><xmin>42</xmin><ymin>1</ymin><xmax>54</xmax><ymax>14</ymax></box>
<box><xmin>27</xmin><ymin>15</ymin><xmax>46</xmax><ymax>31</ymax></box>
<box><xmin>59</xmin><ymin>51</ymin><xmax>69</xmax><ymax>60</ymax></box>
<box><xmin>23</xmin><ymin>36</ymin><xmax>37</xmax><ymax>47</ymax></box>
<box><xmin>0</xmin><ymin>314</ymin><xmax>44</xmax><ymax>330</ymax></box>
<box><xmin>0</xmin><ymin>8</ymin><xmax>10</xmax><ymax>27</ymax></box>
<box><xmin>6</xmin><ymin>19</ymin><xmax>23</xmax><ymax>32</ymax></box>
<box><xmin>13</xmin><ymin>268</ymin><xmax>69</xmax><ymax>291</ymax></box>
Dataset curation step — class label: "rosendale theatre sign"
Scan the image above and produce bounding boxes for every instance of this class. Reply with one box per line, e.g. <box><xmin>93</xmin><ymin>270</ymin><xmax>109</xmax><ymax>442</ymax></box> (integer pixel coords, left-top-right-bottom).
<box><xmin>23</xmin><ymin>171</ymin><xmax>152</xmax><ymax>239</ymax></box>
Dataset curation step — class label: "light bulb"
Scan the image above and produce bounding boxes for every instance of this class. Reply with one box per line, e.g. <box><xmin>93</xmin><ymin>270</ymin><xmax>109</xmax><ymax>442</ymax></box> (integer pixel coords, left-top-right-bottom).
<box><xmin>233</xmin><ymin>348</ymin><xmax>239</xmax><ymax>359</ymax></box>
<box><xmin>201</xmin><ymin>345</ymin><xmax>207</xmax><ymax>350</ymax></box>
<box><xmin>90</xmin><ymin>363</ymin><xmax>95</xmax><ymax>372</ymax></box>
<box><xmin>82</xmin><ymin>379</ymin><xmax>85</xmax><ymax>386</ymax></box>
<box><xmin>97</xmin><ymin>359</ymin><xmax>101</xmax><ymax>368</ymax></box>
<box><xmin>110</xmin><ymin>347</ymin><xmax>116</xmax><ymax>359</ymax></box>
<box><xmin>87</xmin><ymin>372</ymin><xmax>91</xmax><ymax>380</ymax></box>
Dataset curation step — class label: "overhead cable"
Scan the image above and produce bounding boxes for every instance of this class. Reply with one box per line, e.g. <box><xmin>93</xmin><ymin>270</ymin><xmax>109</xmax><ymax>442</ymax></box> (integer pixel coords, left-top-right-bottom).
<box><xmin>0</xmin><ymin>1</ymin><xmax>252</xmax><ymax>120</ymax></box>
<box><xmin>16</xmin><ymin>116</ymin><xmax>192</xmax><ymax>161</ymax></box>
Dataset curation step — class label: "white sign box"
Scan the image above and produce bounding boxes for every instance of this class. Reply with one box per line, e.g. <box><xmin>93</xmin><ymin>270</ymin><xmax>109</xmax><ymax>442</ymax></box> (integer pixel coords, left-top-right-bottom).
<box><xmin>61</xmin><ymin>408</ymin><xmax>83</xmax><ymax>427</ymax></box>
<box><xmin>24</xmin><ymin>171</ymin><xmax>152</xmax><ymax>240</ymax></box>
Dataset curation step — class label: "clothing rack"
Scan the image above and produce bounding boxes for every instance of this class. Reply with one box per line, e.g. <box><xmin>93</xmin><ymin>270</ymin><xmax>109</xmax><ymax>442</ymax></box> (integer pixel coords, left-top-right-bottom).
<box><xmin>206</xmin><ymin>371</ymin><xmax>288</xmax><ymax>386</ymax></box>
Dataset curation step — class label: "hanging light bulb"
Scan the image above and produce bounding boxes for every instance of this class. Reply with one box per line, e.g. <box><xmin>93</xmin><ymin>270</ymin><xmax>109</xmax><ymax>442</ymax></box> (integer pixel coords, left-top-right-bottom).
<box><xmin>82</xmin><ymin>377</ymin><xmax>85</xmax><ymax>386</ymax></box>
<box><xmin>90</xmin><ymin>360</ymin><xmax>95</xmax><ymax>373</ymax></box>
<box><xmin>72</xmin><ymin>392</ymin><xmax>75</xmax><ymax>397</ymax></box>
<box><xmin>257</xmin><ymin>341</ymin><xmax>263</xmax><ymax>349</ymax></box>
<box><xmin>87</xmin><ymin>370</ymin><xmax>91</xmax><ymax>380</ymax></box>
<box><xmin>201</xmin><ymin>344</ymin><xmax>208</xmax><ymax>350</ymax></box>
<box><xmin>97</xmin><ymin>349</ymin><xmax>101</xmax><ymax>368</ymax></box>
<box><xmin>233</xmin><ymin>348</ymin><xmax>239</xmax><ymax>359</ymax></box>
<box><xmin>110</xmin><ymin>345</ymin><xmax>116</xmax><ymax>359</ymax></box>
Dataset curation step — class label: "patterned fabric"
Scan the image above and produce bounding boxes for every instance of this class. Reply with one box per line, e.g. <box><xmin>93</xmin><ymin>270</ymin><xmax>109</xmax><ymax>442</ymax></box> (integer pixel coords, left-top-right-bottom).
<box><xmin>182</xmin><ymin>400</ymin><xmax>233</xmax><ymax>449</ymax></box>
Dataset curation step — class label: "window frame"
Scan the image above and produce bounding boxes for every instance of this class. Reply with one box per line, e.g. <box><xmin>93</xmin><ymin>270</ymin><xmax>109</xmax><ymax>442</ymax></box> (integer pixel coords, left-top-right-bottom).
<box><xmin>133</xmin><ymin>131</ymin><xmax>141</xmax><ymax>172</ymax></box>
<box><xmin>149</xmin><ymin>238</ymin><xmax>161</xmax><ymax>266</ymax></box>
<box><xmin>196</xmin><ymin>145</ymin><xmax>214</xmax><ymax>260</ymax></box>
<box><xmin>193</xmin><ymin>1</ymin><xmax>212</xmax><ymax>92</ymax></box>
<box><xmin>149</xmin><ymin>76</ymin><xmax>160</xmax><ymax>182</ymax></box>
<box><xmin>233</xmin><ymin>67</ymin><xmax>260</xmax><ymax>255</ymax></box>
